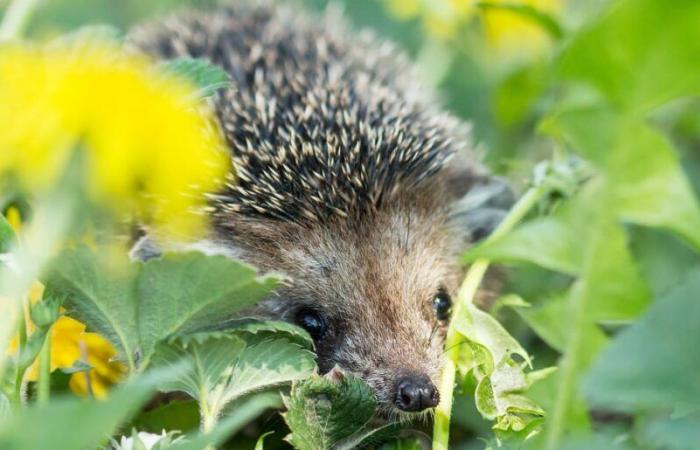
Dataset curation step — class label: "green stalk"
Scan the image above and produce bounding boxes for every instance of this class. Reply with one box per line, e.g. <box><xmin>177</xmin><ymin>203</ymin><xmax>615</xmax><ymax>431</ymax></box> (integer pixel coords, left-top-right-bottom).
<box><xmin>37</xmin><ymin>325</ymin><xmax>52</xmax><ymax>404</ymax></box>
<box><xmin>11</xmin><ymin>308</ymin><xmax>28</xmax><ymax>408</ymax></box>
<box><xmin>432</xmin><ymin>185</ymin><xmax>548</xmax><ymax>450</ymax></box>
<box><xmin>0</xmin><ymin>0</ymin><xmax>40</xmax><ymax>41</ymax></box>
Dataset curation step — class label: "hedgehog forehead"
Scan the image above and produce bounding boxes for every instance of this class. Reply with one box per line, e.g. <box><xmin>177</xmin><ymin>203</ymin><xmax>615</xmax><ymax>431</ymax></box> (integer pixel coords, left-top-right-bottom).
<box><xmin>276</xmin><ymin>208</ymin><xmax>457</xmax><ymax>318</ymax></box>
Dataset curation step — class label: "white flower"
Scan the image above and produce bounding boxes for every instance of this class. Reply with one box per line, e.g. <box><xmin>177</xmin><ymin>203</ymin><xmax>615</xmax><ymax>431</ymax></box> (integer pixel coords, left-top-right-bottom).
<box><xmin>115</xmin><ymin>430</ymin><xmax>172</xmax><ymax>450</ymax></box>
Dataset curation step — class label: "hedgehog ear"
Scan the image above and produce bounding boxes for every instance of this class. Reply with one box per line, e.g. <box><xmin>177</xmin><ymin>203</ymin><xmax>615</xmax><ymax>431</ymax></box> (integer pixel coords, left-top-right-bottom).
<box><xmin>446</xmin><ymin>158</ymin><xmax>515</xmax><ymax>246</ymax></box>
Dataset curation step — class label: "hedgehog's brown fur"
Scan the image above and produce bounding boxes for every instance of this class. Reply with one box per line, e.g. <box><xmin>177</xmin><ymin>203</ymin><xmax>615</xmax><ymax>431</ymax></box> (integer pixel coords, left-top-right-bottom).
<box><xmin>129</xmin><ymin>2</ymin><xmax>511</xmax><ymax>418</ymax></box>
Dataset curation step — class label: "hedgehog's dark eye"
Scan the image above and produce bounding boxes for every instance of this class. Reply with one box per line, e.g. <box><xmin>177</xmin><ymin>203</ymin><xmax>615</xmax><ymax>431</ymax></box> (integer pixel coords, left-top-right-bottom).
<box><xmin>433</xmin><ymin>289</ymin><xmax>452</xmax><ymax>321</ymax></box>
<box><xmin>294</xmin><ymin>307</ymin><xmax>327</xmax><ymax>341</ymax></box>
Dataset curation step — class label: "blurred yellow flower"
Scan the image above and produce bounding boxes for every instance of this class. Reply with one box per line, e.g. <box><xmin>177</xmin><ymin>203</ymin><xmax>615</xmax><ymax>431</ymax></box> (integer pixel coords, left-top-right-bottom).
<box><xmin>383</xmin><ymin>0</ymin><xmax>562</xmax><ymax>57</ymax></box>
<box><xmin>5</xmin><ymin>206</ymin><xmax>22</xmax><ymax>231</ymax></box>
<box><xmin>481</xmin><ymin>0</ymin><xmax>562</xmax><ymax>56</ymax></box>
<box><xmin>385</xmin><ymin>0</ymin><xmax>474</xmax><ymax>40</ymax></box>
<box><xmin>0</xmin><ymin>41</ymin><xmax>230</xmax><ymax>237</ymax></box>
<box><xmin>6</xmin><ymin>281</ymin><xmax>125</xmax><ymax>399</ymax></box>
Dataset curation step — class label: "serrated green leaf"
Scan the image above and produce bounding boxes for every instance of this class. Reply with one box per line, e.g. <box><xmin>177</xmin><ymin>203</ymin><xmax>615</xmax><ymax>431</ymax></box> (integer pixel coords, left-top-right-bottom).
<box><xmin>283</xmin><ymin>373</ymin><xmax>377</xmax><ymax>450</ymax></box>
<box><xmin>136</xmin><ymin>252</ymin><xmax>280</xmax><ymax>364</ymax></box>
<box><xmin>159</xmin><ymin>57</ymin><xmax>230</xmax><ymax>99</ymax></box>
<box><xmin>44</xmin><ymin>246</ymin><xmax>280</xmax><ymax>370</ymax></box>
<box><xmin>206</xmin><ymin>318</ymin><xmax>313</xmax><ymax>349</ymax></box>
<box><xmin>44</xmin><ymin>246</ymin><xmax>139</xmax><ymax>368</ymax></box>
<box><xmin>151</xmin><ymin>330</ymin><xmax>316</xmax><ymax>428</ymax></box>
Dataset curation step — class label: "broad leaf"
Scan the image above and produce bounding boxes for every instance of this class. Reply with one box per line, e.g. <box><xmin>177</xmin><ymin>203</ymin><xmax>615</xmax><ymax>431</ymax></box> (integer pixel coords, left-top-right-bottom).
<box><xmin>151</xmin><ymin>329</ymin><xmax>316</xmax><ymax>427</ymax></box>
<box><xmin>283</xmin><ymin>372</ymin><xmax>387</xmax><ymax>450</ymax></box>
<box><xmin>542</xmin><ymin>108</ymin><xmax>700</xmax><ymax>250</ymax></box>
<box><xmin>584</xmin><ymin>271</ymin><xmax>700</xmax><ymax>411</ymax></box>
<box><xmin>557</xmin><ymin>0</ymin><xmax>700</xmax><ymax>114</ymax></box>
<box><xmin>45</xmin><ymin>247</ymin><xmax>279</xmax><ymax>369</ymax></box>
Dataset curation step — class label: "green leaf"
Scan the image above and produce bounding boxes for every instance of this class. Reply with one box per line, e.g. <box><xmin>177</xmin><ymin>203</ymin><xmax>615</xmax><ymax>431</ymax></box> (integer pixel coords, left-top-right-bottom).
<box><xmin>255</xmin><ymin>431</ymin><xmax>274</xmax><ymax>450</ymax></box>
<box><xmin>0</xmin><ymin>369</ymin><xmax>176</xmax><ymax>450</ymax></box>
<box><xmin>283</xmin><ymin>372</ymin><xmax>378</xmax><ymax>450</ymax></box>
<box><xmin>0</xmin><ymin>392</ymin><xmax>9</xmax><ymax>422</ymax></box>
<box><xmin>584</xmin><ymin>271</ymin><xmax>700</xmax><ymax>411</ymax></box>
<box><xmin>0</xmin><ymin>214</ymin><xmax>15</xmax><ymax>253</ymax></box>
<box><xmin>150</xmin><ymin>330</ymin><xmax>316</xmax><ymax>428</ymax></box>
<box><xmin>44</xmin><ymin>247</ymin><xmax>280</xmax><ymax>370</ymax></box>
<box><xmin>159</xmin><ymin>57</ymin><xmax>230</xmax><ymax>99</ymax></box>
<box><xmin>542</xmin><ymin>108</ymin><xmax>700</xmax><ymax>250</ymax></box>
<box><xmin>168</xmin><ymin>393</ymin><xmax>282</xmax><ymax>450</ymax></box>
<box><xmin>44</xmin><ymin>247</ymin><xmax>139</xmax><ymax>368</ymax></box>
<box><xmin>557</xmin><ymin>0</ymin><xmax>700</xmax><ymax>114</ymax></box>
<box><xmin>335</xmin><ymin>423</ymin><xmax>404</xmax><ymax>450</ymax></box>
<box><xmin>451</xmin><ymin>302</ymin><xmax>547</xmax><ymax>436</ymax></box>
<box><xmin>136</xmin><ymin>252</ymin><xmax>280</xmax><ymax>364</ymax></box>
<box><xmin>130</xmin><ymin>400</ymin><xmax>200</xmax><ymax>434</ymax></box>
<box><xmin>644</xmin><ymin>415</ymin><xmax>700</xmax><ymax>450</ymax></box>
<box><xmin>206</xmin><ymin>318</ymin><xmax>313</xmax><ymax>349</ymax></box>
<box><xmin>465</xmin><ymin>208</ymin><xmax>585</xmax><ymax>275</ymax></box>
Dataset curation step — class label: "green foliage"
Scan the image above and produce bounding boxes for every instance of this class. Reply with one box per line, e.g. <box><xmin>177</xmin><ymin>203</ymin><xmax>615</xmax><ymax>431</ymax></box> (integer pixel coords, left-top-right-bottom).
<box><xmin>0</xmin><ymin>214</ymin><xmax>15</xmax><ymax>253</ymax></box>
<box><xmin>44</xmin><ymin>247</ymin><xmax>279</xmax><ymax>370</ymax></box>
<box><xmin>159</xmin><ymin>57</ymin><xmax>231</xmax><ymax>99</ymax></box>
<box><xmin>151</xmin><ymin>328</ymin><xmax>316</xmax><ymax>431</ymax></box>
<box><xmin>453</xmin><ymin>300</ymin><xmax>549</xmax><ymax>435</ymax></box>
<box><xmin>584</xmin><ymin>271</ymin><xmax>700</xmax><ymax>411</ymax></box>
<box><xmin>283</xmin><ymin>372</ymin><xmax>402</xmax><ymax>450</ymax></box>
<box><xmin>0</xmin><ymin>369</ymin><xmax>174</xmax><ymax>450</ymax></box>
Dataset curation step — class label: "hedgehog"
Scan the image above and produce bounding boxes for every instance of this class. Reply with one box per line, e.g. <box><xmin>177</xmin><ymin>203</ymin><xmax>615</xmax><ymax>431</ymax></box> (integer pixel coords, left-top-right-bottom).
<box><xmin>127</xmin><ymin>2</ymin><xmax>514</xmax><ymax>418</ymax></box>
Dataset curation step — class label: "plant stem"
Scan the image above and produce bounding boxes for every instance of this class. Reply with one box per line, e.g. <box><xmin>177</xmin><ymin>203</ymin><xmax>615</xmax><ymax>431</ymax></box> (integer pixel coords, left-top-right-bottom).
<box><xmin>37</xmin><ymin>326</ymin><xmax>52</xmax><ymax>404</ymax></box>
<box><xmin>11</xmin><ymin>308</ymin><xmax>28</xmax><ymax>408</ymax></box>
<box><xmin>0</xmin><ymin>0</ymin><xmax>40</xmax><ymax>41</ymax></box>
<box><xmin>432</xmin><ymin>185</ymin><xmax>548</xmax><ymax>450</ymax></box>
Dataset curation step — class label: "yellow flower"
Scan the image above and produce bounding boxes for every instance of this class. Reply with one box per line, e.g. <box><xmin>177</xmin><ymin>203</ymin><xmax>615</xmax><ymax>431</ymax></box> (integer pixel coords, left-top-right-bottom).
<box><xmin>6</xmin><ymin>281</ymin><xmax>125</xmax><ymax>399</ymax></box>
<box><xmin>5</xmin><ymin>206</ymin><xmax>21</xmax><ymax>232</ymax></box>
<box><xmin>0</xmin><ymin>41</ymin><xmax>230</xmax><ymax>237</ymax></box>
<box><xmin>385</xmin><ymin>0</ymin><xmax>475</xmax><ymax>40</ymax></box>
<box><xmin>5</xmin><ymin>208</ymin><xmax>124</xmax><ymax>399</ymax></box>
<box><xmin>383</xmin><ymin>0</ymin><xmax>563</xmax><ymax>57</ymax></box>
<box><xmin>481</xmin><ymin>0</ymin><xmax>562</xmax><ymax>57</ymax></box>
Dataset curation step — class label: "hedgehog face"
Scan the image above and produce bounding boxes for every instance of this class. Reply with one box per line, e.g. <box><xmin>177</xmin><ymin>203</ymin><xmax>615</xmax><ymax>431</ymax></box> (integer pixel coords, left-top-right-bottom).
<box><xmin>225</xmin><ymin>202</ymin><xmax>462</xmax><ymax>418</ymax></box>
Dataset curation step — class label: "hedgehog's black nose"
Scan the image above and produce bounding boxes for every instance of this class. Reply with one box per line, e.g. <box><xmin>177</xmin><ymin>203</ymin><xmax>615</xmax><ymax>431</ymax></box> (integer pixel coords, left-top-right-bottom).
<box><xmin>395</xmin><ymin>376</ymin><xmax>439</xmax><ymax>412</ymax></box>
